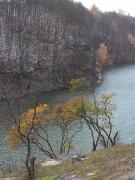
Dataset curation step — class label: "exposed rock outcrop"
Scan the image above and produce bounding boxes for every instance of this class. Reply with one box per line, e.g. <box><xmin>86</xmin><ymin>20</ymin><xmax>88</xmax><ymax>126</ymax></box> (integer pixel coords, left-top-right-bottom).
<box><xmin>0</xmin><ymin>0</ymin><xmax>135</xmax><ymax>97</ymax></box>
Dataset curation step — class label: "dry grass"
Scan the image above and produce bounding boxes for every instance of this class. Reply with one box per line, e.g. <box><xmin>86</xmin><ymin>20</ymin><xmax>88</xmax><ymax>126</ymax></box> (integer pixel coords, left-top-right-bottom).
<box><xmin>4</xmin><ymin>144</ymin><xmax>135</xmax><ymax>179</ymax></box>
<box><xmin>37</xmin><ymin>144</ymin><xmax>135</xmax><ymax>180</ymax></box>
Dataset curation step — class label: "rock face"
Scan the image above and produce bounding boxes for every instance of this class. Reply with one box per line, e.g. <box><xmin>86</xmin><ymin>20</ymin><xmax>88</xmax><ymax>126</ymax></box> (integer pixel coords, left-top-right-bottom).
<box><xmin>1</xmin><ymin>0</ymin><xmax>135</xmax><ymax>97</ymax></box>
<box><xmin>0</xmin><ymin>0</ymin><xmax>98</xmax><ymax>97</ymax></box>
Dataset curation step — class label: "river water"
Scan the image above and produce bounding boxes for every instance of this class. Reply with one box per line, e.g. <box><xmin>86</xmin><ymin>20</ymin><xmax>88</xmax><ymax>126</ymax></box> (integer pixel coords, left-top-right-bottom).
<box><xmin>1</xmin><ymin>64</ymin><xmax>135</xmax><ymax>166</ymax></box>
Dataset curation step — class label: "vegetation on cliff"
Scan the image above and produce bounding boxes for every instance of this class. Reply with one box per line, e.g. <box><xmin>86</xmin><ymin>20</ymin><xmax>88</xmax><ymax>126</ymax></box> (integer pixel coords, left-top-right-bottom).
<box><xmin>1</xmin><ymin>0</ymin><xmax>135</xmax><ymax>96</ymax></box>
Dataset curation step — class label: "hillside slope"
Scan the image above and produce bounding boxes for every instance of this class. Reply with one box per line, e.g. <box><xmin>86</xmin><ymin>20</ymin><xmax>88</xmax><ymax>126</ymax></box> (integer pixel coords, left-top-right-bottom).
<box><xmin>37</xmin><ymin>144</ymin><xmax>135</xmax><ymax>180</ymax></box>
<box><xmin>3</xmin><ymin>144</ymin><xmax>135</xmax><ymax>180</ymax></box>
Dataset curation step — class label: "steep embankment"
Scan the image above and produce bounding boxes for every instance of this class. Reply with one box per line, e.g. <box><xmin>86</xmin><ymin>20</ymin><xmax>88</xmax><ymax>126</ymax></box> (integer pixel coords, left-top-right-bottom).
<box><xmin>1</xmin><ymin>0</ymin><xmax>135</xmax><ymax>97</ymax></box>
<box><xmin>37</xmin><ymin>144</ymin><xmax>135</xmax><ymax>180</ymax></box>
<box><xmin>3</xmin><ymin>144</ymin><xmax>135</xmax><ymax>179</ymax></box>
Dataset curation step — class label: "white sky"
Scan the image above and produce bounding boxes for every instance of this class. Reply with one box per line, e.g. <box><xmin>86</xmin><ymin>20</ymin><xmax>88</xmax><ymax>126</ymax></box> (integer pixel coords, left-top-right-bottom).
<box><xmin>74</xmin><ymin>0</ymin><xmax>135</xmax><ymax>17</ymax></box>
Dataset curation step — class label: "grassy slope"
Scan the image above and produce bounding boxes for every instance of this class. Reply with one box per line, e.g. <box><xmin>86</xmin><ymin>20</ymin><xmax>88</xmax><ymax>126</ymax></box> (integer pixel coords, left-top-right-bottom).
<box><xmin>3</xmin><ymin>144</ymin><xmax>135</xmax><ymax>180</ymax></box>
<box><xmin>37</xmin><ymin>144</ymin><xmax>135</xmax><ymax>180</ymax></box>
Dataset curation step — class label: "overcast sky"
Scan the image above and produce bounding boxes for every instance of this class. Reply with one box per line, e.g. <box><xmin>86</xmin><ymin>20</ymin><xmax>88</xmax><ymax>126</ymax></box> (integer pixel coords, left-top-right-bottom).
<box><xmin>74</xmin><ymin>0</ymin><xmax>135</xmax><ymax>17</ymax></box>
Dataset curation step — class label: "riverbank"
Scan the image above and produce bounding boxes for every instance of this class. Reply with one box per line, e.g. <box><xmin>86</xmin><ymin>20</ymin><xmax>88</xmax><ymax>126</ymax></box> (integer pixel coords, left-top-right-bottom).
<box><xmin>2</xmin><ymin>144</ymin><xmax>135</xmax><ymax>180</ymax></box>
<box><xmin>1</xmin><ymin>62</ymin><xmax>134</xmax><ymax>101</ymax></box>
<box><xmin>37</xmin><ymin>144</ymin><xmax>135</xmax><ymax>180</ymax></box>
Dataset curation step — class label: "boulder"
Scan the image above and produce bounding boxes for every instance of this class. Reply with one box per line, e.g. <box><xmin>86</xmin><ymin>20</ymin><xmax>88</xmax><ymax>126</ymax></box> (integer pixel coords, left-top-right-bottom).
<box><xmin>41</xmin><ymin>159</ymin><xmax>62</xmax><ymax>167</ymax></box>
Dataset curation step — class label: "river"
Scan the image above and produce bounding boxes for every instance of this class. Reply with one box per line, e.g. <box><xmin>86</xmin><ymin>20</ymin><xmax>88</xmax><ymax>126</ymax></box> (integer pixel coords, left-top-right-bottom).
<box><xmin>0</xmin><ymin>64</ymin><xmax>135</xmax><ymax>167</ymax></box>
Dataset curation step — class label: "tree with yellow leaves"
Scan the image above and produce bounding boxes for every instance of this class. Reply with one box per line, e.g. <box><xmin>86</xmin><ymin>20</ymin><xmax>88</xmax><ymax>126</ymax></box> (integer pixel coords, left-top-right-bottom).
<box><xmin>53</xmin><ymin>93</ymin><xmax>118</xmax><ymax>151</ymax></box>
<box><xmin>6</xmin><ymin>103</ymin><xmax>49</xmax><ymax>180</ymax></box>
<box><xmin>96</xmin><ymin>43</ymin><xmax>111</xmax><ymax>65</ymax></box>
<box><xmin>6</xmin><ymin>104</ymin><xmax>49</xmax><ymax>148</ymax></box>
<box><xmin>69</xmin><ymin>77</ymin><xmax>118</xmax><ymax>151</ymax></box>
<box><xmin>49</xmin><ymin>102</ymin><xmax>82</xmax><ymax>155</ymax></box>
<box><xmin>127</xmin><ymin>33</ymin><xmax>135</xmax><ymax>47</ymax></box>
<box><xmin>69</xmin><ymin>76</ymin><xmax>88</xmax><ymax>90</ymax></box>
<box><xmin>6</xmin><ymin>100</ymin><xmax>82</xmax><ymax>178</ymax></box>
<box><xmin>90</xmin><ymin>5</ymin><xmax>102</xmax><ymax>18</ymax></box>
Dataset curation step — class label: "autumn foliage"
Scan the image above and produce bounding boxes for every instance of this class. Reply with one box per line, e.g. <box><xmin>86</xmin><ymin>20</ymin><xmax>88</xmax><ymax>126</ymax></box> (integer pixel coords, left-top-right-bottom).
<box><xmin>69</xmin><ymin>77</ymin><xmax>88</xmax><ymax>90</ymax></box>
<box><xmin>90</xmin><ymin>5</ymin><xmax>102</xmax><ymax>18</ymax></box>
<box><xmin>96</xmin><ymin>43</ymin><xmax>111</xmax><ymax>65</ymax></box>
<box><xmin>6</xmin><ymin>84</ymin><xmax>118</xmax><ymax>163</ymax></box>
<box><xmin>6</xmin><ymin>104</ymin><xmax>49</xmax><ymax>148</ymax></box>
<box><xmin>50</xmin><ymin>96</ymin><xmax>88</xmax><ymax>121</ymax></box>
<box><xmin>127</xmin><ymin>33</ymin><xmax>135</xmax><ymax>47</ymax></box>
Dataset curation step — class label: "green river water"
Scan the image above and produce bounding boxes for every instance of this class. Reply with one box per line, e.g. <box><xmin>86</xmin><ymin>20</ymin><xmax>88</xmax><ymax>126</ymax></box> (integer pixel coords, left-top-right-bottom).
<box><xmin>0</xmin><ymin>64</ymin><xmax>135</xmax><ymax>167</ymax></box>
